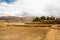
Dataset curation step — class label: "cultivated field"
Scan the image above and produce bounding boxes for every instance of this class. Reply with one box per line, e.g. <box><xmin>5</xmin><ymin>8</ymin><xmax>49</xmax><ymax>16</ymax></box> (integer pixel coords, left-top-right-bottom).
<box><xmin>0</xmin><ymin>27</ymin><xmax>50</xmax><ymax>40</ymax></box>
<box><xmin>0</xmin><ymin>22</ymin><xmax>60</xmax><ymax>40</ymax></box>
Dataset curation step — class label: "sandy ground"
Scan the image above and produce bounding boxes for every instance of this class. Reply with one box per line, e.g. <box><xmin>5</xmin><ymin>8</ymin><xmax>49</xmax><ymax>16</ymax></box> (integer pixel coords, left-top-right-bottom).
<box><xmin>45</xmin><ymin>28</ymin><xmax>60</xmax><ymax>40</ymax></box>
<box><xmin>0</xmin><ymin>27</ymin><xmax>50</xmax><ymax>40</ymax></box>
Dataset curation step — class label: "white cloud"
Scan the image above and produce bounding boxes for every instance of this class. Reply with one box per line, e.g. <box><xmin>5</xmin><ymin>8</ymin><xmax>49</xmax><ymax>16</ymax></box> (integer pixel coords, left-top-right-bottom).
<box><xmin>0</xmin><ymin>0</ymin><xmax>60</xmax><ymax>17</ymax></box>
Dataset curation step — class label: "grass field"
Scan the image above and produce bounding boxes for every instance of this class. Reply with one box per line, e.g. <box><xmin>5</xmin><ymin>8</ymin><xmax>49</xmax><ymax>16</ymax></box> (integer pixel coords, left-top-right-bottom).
<box><xmin>0</xmin><ymin>22</ymin><xmax>59</xmax><ymax>27</ymax></box>
<box><xmin>0</xmin><ymin>22</ymin><xmax>60</xmax><ymax>40</ymax></box>
<box><xmin>0</xmin><ymin>27</ymin><xmax>50</xmax><ymax>40</ymax></box>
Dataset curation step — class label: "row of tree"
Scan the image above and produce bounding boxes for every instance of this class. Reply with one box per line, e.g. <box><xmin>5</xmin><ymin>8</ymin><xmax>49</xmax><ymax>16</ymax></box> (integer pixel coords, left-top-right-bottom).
<box><xmin>33</xmin><ymin>16</ymin><xmax>55</xmax><ymax>22</ymax></box>
<box><xmin>32</xmin><ymin>16</ymin><xmax>60</xmax><ymax>24</ymax></box>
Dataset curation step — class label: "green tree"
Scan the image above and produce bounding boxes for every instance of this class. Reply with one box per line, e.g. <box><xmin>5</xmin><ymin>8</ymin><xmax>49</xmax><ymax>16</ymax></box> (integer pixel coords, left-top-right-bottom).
<box><xmin>40</xmin><ymin>16</ymin><xmax>46</xmax><ymax>20</ymax></box>
<box><xmin>33</xmin><ymin>17</ymin><xmax>40</xmax><ymax>22</ymax></box>
<box><xmin>46</xmin><ymin>16</ymin><xmax>50</xmax><ymax>20</ymax></box>
<box><xmin>50</xmin><ymin>16</ymin><xmax>55</xmax><ymax>20</ymax></box>
<box><xmin>46</xmin><ymin>16</ymin><xmax>55</xmax><ymax>20</ymax></box>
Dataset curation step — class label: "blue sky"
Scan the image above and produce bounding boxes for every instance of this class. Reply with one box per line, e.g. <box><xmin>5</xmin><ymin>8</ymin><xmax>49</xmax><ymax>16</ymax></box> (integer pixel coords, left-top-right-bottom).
<box><xmin>0</xmin><ymin>0</ymin><xmax>16</xmax><ymax>4</ymax></box>
<box><xmin>0</xmin><ymin>0</ymin><xmax>60</xmax><ymax>17</ymax></box>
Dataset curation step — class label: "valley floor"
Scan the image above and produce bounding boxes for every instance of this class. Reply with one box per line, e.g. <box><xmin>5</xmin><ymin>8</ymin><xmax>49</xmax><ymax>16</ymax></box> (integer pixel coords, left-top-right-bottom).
<box><xmin>0</xmin><ymin>24</ymin><xmax>60</xmax><ymax>40</ymax></box>
<box><xmin>0</xmin><ymin>27</ymin><xmax>50</xmax><ymax>40</ymax></box>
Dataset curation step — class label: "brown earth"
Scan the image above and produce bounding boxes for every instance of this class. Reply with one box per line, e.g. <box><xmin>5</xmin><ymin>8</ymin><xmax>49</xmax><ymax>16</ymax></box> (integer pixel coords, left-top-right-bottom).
<box><xmin>0</xmin><ymin>27</ymin><xmax>50</xmax><ymax>40</ymax></box>
<box><xmin>45</xmin><ymin>29</ymin><xmax>60</xmax><ymax>40</ymax></box>
<box><xmin>0</xmin><ymin>25</ymin><xmax>60</xmax><ymax>40</ymax></box>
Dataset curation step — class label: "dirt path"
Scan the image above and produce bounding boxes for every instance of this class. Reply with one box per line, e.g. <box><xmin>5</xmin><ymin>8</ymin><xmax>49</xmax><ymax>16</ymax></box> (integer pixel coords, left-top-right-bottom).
<box><xmin>0</xmin><ymin>27</ymin><xmax>49</xmax><ymax>40</ymax></box>
<box><xmin>45</xmin><ymin>28</ymin><xmax>60</xmax><ymax>40</ymax></box>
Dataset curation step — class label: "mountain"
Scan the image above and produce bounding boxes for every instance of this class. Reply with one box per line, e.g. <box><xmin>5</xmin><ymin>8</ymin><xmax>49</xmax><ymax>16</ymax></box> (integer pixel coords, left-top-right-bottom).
<box><xmin>0</xmin><ymin>16</ymin><xmax>34</xmax><ymax>23</ymax></box>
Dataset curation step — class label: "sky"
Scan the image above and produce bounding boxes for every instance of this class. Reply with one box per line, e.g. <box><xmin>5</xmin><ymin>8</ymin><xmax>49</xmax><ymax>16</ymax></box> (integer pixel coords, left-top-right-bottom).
<box><xmin>0</xmin><ymin>0</ymin><xmax>60</xmax><ymax>17</ymax></box>
<box><xmin>0</xmin><ymin>0</ymin><xmax>16</xmax><ymax>4</ymax></box>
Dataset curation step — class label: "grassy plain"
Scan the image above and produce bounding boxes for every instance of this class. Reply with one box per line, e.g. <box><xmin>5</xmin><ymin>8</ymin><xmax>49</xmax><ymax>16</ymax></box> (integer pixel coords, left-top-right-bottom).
<box><xmin>0</xmin><ymin>22</ymin><xmax>60</xmax><ymax>40</ymax></box>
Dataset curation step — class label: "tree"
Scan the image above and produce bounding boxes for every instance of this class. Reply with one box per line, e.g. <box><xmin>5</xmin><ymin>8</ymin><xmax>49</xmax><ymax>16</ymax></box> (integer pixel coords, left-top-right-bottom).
<box><xmin>40</xmin><ymin>16</ymin><xmax>46</xmax><ymax>20</ymax></box>
<box><xmin>33</xmin><ymin>17</ymin><xmax>40</xmax><ymax>22</ymax></box>
<box><xmin>50</xmin><ymin>16</ymin><xmax>55</xmax><ymax>20</ymax></box>
<box><xmin>46</xmin><ymin>16</ymin><xmax>50</xmax><ymax>20</ymax></box>
<box><xmin>46</xmin><ymin>16</ymin><xmax>55</xmax><ymax>20</ymax></box>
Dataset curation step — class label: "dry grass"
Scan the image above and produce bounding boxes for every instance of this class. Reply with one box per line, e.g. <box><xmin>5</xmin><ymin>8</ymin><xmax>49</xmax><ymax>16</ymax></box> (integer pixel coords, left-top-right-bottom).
<box><xmin>0</xmin><ymin>22</ymin><xmax>25</xmax><ymax>27</ymax></box>
<box><xmin>0</xmin><ymin>23</ymin><xmax>7</xmax><ymax>27</ymax></box>
<box><xmin>0</xmin><ymin>27</ymin><xmax>50</xmax><ymax>40</ymax></box>
<box><xmin>0</xmin><ymin>22</ymin><xmax>59</xmax><ymax>27</ymax></box>
<box><xmin>0</xmin><ymin>22</ymin><xmax>60</xmax><ymax>40</ymax></box>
